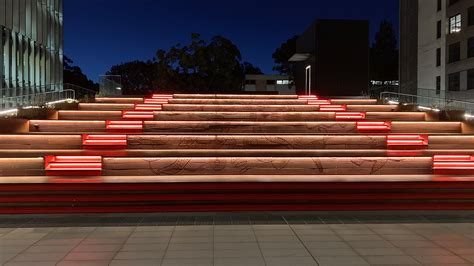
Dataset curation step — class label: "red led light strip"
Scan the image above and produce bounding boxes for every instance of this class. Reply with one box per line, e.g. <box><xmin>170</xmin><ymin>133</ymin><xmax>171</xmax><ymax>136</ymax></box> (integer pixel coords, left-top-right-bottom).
<box><xmin>307</xmin><ymin>99</ymin><xmax>331</xmax><ymax>105</ymax></box>
<box><xmin>320</xmin><ymin>104</ymin><xmax>347</xmax><ymax>112</ymax></box>
<box><xmin>144</xmin><ymin>98</ymin><xmax>169</xmax><ymax>104</ymax></box>
<box><xmin>298</xmin><ymin>95</ymin><xmax>318</xmax><ymax>99</ymax></box>
<box><xmin>387</xmin><ymin>135</ymin><xmax>428</xmax><ymax>146</ymax></box>
<box><xmin>122</xmin><ymin>111</ymin><xmax>155</xmax><ymax>120</ymax></box>
<box><xmin>134</xmin><ymin>104</ymin><xmax>162</xmax><ymax>111</ymax></box>
<box><xmin>151</xmin><ymin>94</ymin><xmax>173</xmax><ymax>99</ymax></box>
<box><xmin>106</xmin><ymin>120</ymin><xmax>143</xmax><ymax>132</ymax></box>
<box><xmin>433</xmin><ymin>155</ymin><xmax>474</xmax><ymax>174</ymax></box>
<box><xmin>82</xmin><ymin>134</ymin><xmax>127</xmax><ymax>147</ymax></box>
<box><xmin>335</xmin><ymin>112</ymin><xmax>366</xmax><ymax>121</ymax></box>
<box><xmin>45</xmin><ymin>156</ymin><xmax>102</xmax><ymax>176</ymax></box>
<box><xmin>357</xmin><ymin>121</ymin><xmax>392</xmax><ymax>132</ymax></box>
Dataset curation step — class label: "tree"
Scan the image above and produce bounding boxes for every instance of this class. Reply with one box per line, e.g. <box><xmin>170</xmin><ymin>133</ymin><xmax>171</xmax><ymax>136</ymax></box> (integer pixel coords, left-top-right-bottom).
<box><xmin>155</xmin><ymin>34</ymin><xmax>252</xmax><ymax>93</ymax></box>
<box><xmin>272</xmin><ymin>35</ymin><xmax>298</xmax><ymax>75</ymax></box>
<box><xmin>243</xmin><ymin>62</ymin><xmax>263</xmax><ymax>75</ymax></box>
<box><xmin>370</xmin><ymin>20</ymin><xmax>399</xmax><ymax>83</ymax></box>
<box><xmin>107</xmin><ymin>60</ymin><xmax>157</xmax><ymax>95</ymax></box>
<box><xmin>63</xmin><ymin>56</ymin><xmax>99</xmax><ymax>91</ymax></box>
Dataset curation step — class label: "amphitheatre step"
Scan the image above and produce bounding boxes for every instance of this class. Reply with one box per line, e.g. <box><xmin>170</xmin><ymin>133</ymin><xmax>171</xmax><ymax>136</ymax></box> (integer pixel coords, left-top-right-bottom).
<box><xmin>173</xmin><ymin>94</ymin><xmax>300</xmax><ymax>99</ymax></box>
<box><xmin>28</xmin><ymin>120</ymin><xmax>462</xmax><ymax>133</ymax></box>
<box><xmin>58</xmin><ymin>111</ymin><xmax>426</xmax><ymax>121</ymax></box>
<box><xmin>1</xmin><ymin>178</ymin><xmax>474</xmax><ymax>214</ymax></box>
<box><xmin>78</xmin><ymin>103</ymin><xmax>398</xmax><ymax>112</ymax></box>
<box><xmin>2</xmin><ymin>149</ymin><xmax>474</xmax><ymax>158</ymax></box>
<box><xmin>94</xmin><ymin>97</ymin><xmax>378</xmax><ymax>105</ymax></box>
<box><xmin>2</xmin><ymin>134</ymin><xmax>474</xmax><ymax>150</ymax></box>
<box><xmin>0</xmin><ymin>156</ymin><xmax>435</xmax><ymax>176</ymax></box>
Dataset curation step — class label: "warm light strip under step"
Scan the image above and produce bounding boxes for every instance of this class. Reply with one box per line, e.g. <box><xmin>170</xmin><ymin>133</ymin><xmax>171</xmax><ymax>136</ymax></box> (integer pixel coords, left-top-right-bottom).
<box><xmin>134</xmin><ymin>104</ymin><xmax>163</xmax><ymax>111</ymax></box>
<box><xmin>106</xmin><ymin>121</ymin><xmax>144</xmax><ymax>131</ymax></box>
<box><xmin>320</xmin><ymin>105</ymin><xmax>347</xmax><ymax>112</ymax></box>
<box><xmin>335</xmin><ymin>112</ymin><xmax>366</xmax><ymax>121</ymax></box>
<box><xmin>45</xmin><ymin>156</ymin><xmax>102</xmax><ymax>176</ymax></box>
<box><xmin>144</xmin><ymin>99</ymin><xmax>169</xmax><ymax>104</ymax></box>
<box><xmin>122</xmin><ymin>111</ymin><xmax>155</xmax><ymax>120</ymax></box>
<box><xmin>298</xmin><ymin>95</ymin><xmax>318</xmax><ymax>99</ymax></box>
<box><xmin>387</xmin><ymin>135</ymin><xmax>428</xmax><ymax>148</ymax></box>
<box><xmin>151</xmin><ymin>94</ymin><xmax>174</xmax><ymax>99</ymax></box>
<box><xmin>357</xmin><ymin>121</ymin><xmax>392</xmax><ymax>132</ymax></box>
<box><xmin>82</xmin><ymin>134</ymin><xmax>127</xmax><ymax>146</ymax></box>
<box><xmin>307</xmin><ymin>99</ymin><xmax>331</xmax><ymax>105</ymax></box>
<box><xmin>433</xmin><ymin>155</ymin><xmax>474</xmax><ymax>174</ymax></box>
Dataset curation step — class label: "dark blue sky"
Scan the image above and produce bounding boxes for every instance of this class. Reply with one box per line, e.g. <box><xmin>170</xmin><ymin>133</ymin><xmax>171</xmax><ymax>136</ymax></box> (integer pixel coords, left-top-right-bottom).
<box><xmin>64</xmin><ymin>0</ymin><xmax>399</xmax><ymax>81</ymax></box>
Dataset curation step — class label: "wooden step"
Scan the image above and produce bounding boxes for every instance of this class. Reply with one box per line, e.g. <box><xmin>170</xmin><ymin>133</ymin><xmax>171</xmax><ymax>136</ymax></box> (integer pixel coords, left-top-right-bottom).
<box><xmin>28</xmin><ymin>121</ymin><xmax>462</xmax><ymax>134</ymax></box>
<box><xmin>173</xmin><ymin>94</ymin><xmax>300</xmax><ymax>99</ymax></box>
<box><xmin>0</xmin><ymin>180</ymin><xmax>474</xmax><ymax>213</ymax></box>
<box><xmin>0</xmin><ymin>149</ymin><xmax>474</xmax><ymax>158</ymax></box>
<box><xmin>78</xmin><ymin>103</ymin><xmax>398</xmax><ymax>112</ymax></box>
<box><xmin>168</xmin><ymin>99</ymin><xmax>378</xmax><ymax>105</ymax></box>
<box><xmin>58</xmin><ymin>111</ymin><xmax>426</xmax><ymax>121</ymax></box>
<box><xmin>3</xmin><ymin>134</ymin><xmax>474</xmax><ymax>150</ymax></box>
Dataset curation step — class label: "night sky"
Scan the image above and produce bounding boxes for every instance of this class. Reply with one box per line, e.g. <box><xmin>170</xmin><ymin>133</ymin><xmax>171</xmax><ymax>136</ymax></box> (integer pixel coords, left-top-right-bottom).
<box><xmin>64</xmin><ymin>0</ymin><xmax>399</xmax><ymax>81</ymax></box>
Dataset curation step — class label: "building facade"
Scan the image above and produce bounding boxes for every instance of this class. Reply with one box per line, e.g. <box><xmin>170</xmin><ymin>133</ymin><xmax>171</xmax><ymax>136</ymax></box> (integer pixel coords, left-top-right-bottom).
<box><xmin>289</xmin><ymin>20</ymin><xmax>369</xmax><ymax>96</ymax></box>
<box><xmin>400</xmin><ymin>0</ymin><xmax>474</xmax><ymax>102</ymax></box>
<box><xmin>243</xmin><ymin>74</ymin><xmax>295</xmax><ymax>95</ymax></box>
<box><xmin>0</xmin><ymin>0</ymin><xmax>63</xmax><ymax>97</ymax></box>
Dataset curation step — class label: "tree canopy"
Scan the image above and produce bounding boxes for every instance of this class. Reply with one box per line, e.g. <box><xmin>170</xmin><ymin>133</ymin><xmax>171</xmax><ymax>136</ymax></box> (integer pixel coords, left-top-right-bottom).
<box><xmin>272</xmin><ymin>35</ymin><xmax>298</xmax><ymax>76</ymax></box>
<box><xmin>63</xmin><ymin>56</ymin><xmax>99</xmax><ymax>91</ymax></box>
<box><xmin>107</xmin><ymin>34</ymin><xmax>262</xmax><ymax>95</ymax></box>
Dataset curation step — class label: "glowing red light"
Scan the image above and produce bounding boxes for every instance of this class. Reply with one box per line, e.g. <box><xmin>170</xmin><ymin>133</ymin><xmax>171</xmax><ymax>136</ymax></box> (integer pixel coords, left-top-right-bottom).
<box><xmin>307</xmin><ymin>100</ymin><xmax>331</xmax><ymax>105</ymax></box>
<box><xmin>320</xmin><ymin>105</ymin><xmax>347</xmax><ymax>112</ymax></box>
<box><xmin>151</xmin><ymin>94</ymin><xmax>173</xmax><ymax>99</ymax></box>
<box><xmin>335</xmin><ymin>112</ymin><xmax>366</xmax><ymax>121</ymax></box>
<box><xmin>298</xmin><ymin>95</ymin><xmax>318</xmax><ymax>99</ymax></box>
<box><xmin>433</xmin><ymin>154</ymin><xmax>474</xmax><ymax>174</ymax></box>
<box><xmin>134</xmin><ymin>104</ymin><xmax>162</xmax><ymax>111</ymax></box>
<box><xmin>144</xmin><ymin>98</ymin><xmax>169</xmax><ymax>104</ymax></box>
<box><xmin>357</xmin><ymin>121</ymin><xmax>392</xmax><ymax>132</ymax></box>
<box><xmin>45</xmin><ymin>156</ymin><xmax>102</xmax><ymax>176</ymax></box>
<box><xmin>82</xmin><ymin>134</ymin><xmax>127</xmax><ymax>146</ymax></box>
<box><xmin>387</xmin><ymin>135</ymin><xmax>429</xmax><ymax>148</ymax></box>
<box><xmin>106</xmin><ymin>120</ymin><xmax>143</xmax><ymax>132</ymax></box>
<box><xmin>122</xmin><ymin>111</ymin><xmax>155</xmax><ymax>120</ymax></box>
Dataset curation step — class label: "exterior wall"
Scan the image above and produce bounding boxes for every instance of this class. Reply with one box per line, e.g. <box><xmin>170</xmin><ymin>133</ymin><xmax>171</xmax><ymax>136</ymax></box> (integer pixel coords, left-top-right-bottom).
<box><xmin>445</xmin><ymin>0</ymin><xmax>474</xmax><ymax>101</ymax></box>
<box><xmin>293</xmin><ymin>20</ymin><xmax>369</xmax><ymax>97</ymax></box>
<box><xmin>244</xmin><ymin>75</ymin><xmax>295</xmax><ymax>95</ymax></box>
<box><xmin>0</xmin><ymin>0</ymin><xmax>63</xmax><ymax>96</ymax></box>
<box><xmin>400</xmin><ymin>0</ymin><xmax>419</xmax><ymax>95</ymax></box>
<box><xmin>417</xmin><ymin>0</ymin><xmax>446</xmax><ymax>93</ymax></box>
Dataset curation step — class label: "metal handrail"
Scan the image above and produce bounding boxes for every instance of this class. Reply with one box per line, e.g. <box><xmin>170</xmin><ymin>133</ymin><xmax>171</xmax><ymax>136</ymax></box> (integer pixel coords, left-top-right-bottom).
<box><xmin>0</xmin><ymin>90</ymin><xmax>76</xmax><ymax>110</ymax></box>
<box><xmin>380</xmin><ymin>91</ymin><xmax>474</xmax><ymax>113</ymax></box>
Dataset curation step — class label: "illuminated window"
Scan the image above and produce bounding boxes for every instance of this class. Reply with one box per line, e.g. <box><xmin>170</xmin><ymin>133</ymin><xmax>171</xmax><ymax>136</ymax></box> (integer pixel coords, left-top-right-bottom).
<box><xmin>276</xmin><ymin>80</ymin><xmax>290</xmax><ymax>85</ymax></box>
<box><xmin>449</xmin><ymin>14</ymin><xmax>462</xmax><ymax>33</ymax></box>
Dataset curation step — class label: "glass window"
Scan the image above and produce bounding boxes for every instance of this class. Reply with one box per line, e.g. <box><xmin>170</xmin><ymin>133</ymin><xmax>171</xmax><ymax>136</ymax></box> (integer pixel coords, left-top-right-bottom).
<box><xmin>469</xmin><ymin>7</ymin><xmax>474</xmax><ymax>26</ymax></box>
<box><xmin>449</xmin><ymin>14</ymin><xmax>462</xmax><ymax>33</ymax></box>
<box><xmin>436</xmin><ymin>48</ymin><xmax>441</xmax><ymax>66</ymax></box>
<box><xmin>450</xmin><ymin>0</ymin><xmax>459</xmax><ymax>5</ymax></box>
<box><xmin>469</xmin><ymin>69</ymin><xmax>474</xmax><ymax>90</ymax></box>
<box><xmin>448</xmin><ymin>42</ymin><xmax>461</xmax><ymax>63</ymax></box>
<box><xmin>438</xmin><ymin>0</ymin><xmax>442</xmax><ymax>11</ymax></box>
<box><xmin>437</xmin><ymin>21</ymin><xmax>442</xmax><ymax>39</ymax></box>
<box><xmin>436</xmin><ymin>76</ymin><xmax>441</xmax><ymax>95</ymax></box>
<box><xmin>468</xmin><ymin>37</ymin><xmax>474</xmax><ymax>58</ymax></box>
<box><xmin>245</xmin><ymin>80</ymin><xmax>256</xmax><ymax>85</ymax></box>
<box><xmin>276</xmin><ymin>80</ymin><xmax>290</xmax><ymax>85</ymax></box>
<box><xmin>448</xmin><ymin>72</ymin><xmax>460</xmax><ymax>91</ymax></box>
<box><xmin>266</xmin><ymin>80</ymin><xmax>276</xmax><ymax>85</ymax></box>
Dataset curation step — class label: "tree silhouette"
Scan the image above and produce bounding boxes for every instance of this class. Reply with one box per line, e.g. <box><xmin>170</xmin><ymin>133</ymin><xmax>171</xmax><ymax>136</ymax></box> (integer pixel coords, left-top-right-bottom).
<box><xmin>272</xmin><ymin>35</ymin><xmax>298</xmax><ymax>76</ymax></box>
<box><xmin>63</xmin><ymin>56</ymin><xmax>99</xmax><ymax>91</ymax></box>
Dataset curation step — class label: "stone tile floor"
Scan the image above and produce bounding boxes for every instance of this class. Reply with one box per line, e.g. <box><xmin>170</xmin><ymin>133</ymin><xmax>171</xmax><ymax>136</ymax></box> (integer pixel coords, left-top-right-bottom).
<box><xmin>0</xmin><ymin>213</ymin><xmax>474</xmax><ymax>265</ymax></box>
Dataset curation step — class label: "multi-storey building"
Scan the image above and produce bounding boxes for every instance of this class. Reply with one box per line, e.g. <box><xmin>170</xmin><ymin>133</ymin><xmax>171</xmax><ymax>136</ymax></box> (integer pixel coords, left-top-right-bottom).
<box><xmin>0</xmin><ymin>0</ymin><xmax>63</xmax><ymax>97</ymax></box>
<box><xmin>400</xmin><ymin>0</ymin><xmax>474</xmax><ymax>102</ymax></box>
